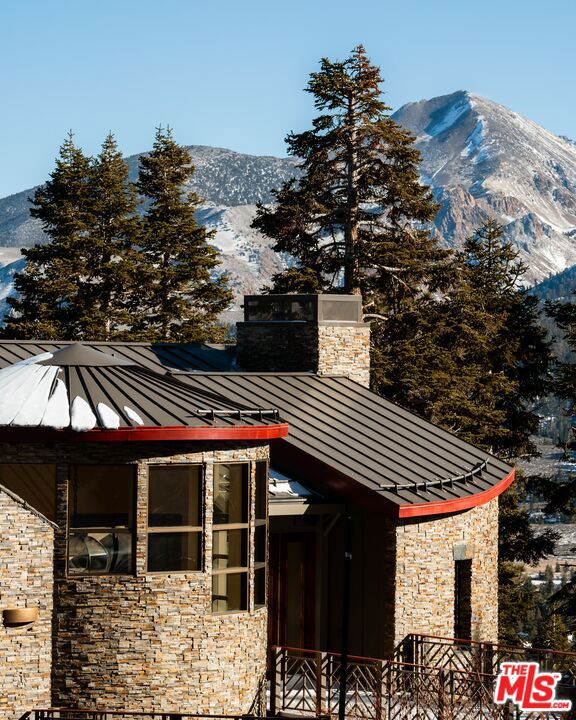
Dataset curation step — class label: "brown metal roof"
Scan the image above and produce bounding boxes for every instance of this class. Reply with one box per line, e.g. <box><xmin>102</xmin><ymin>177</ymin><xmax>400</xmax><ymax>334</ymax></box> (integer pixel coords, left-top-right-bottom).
<box><xmin>0</xmin><ymin>341</ymin><xmax>513</xmax><ymax>514</ymax></box>
<box><xmin>173</xmin><ymin>373</ymin><xmax>513</xmax><ymax>515</ymax></box>
<box><xmin>0</xmin><ymin>340</ymin><xmax>235</xmax><ymax>374</ymax></box>
<box><xmin>0</xmin><ymin>345</ymin><xmax>284</xmax><ymax>437</ymax></box>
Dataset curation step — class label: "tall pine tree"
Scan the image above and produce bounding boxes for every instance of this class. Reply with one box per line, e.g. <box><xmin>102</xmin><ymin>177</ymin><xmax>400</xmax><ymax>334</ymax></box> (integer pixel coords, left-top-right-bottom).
<box><xmin>4</xmin><ymin>133</ymin><xmax>93</xmax><ymax>339</ymax></box>
<box><xmin>4</xmin><ymin>133</ymin><xmax>140</xmax><ymax>340</ymax></box>
<box><xmin>252</xmin><ymin>45</ymin><xmax>447</xmax><ymax>308</ymax></box>
<box><xmin>133</xmin><ymin>127</ymin><xmax>232</xmax><ymax>342</ymax></box>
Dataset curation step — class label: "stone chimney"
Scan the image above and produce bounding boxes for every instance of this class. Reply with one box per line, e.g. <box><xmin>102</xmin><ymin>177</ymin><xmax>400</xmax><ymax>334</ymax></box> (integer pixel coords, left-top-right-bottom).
<box><xmin>236</xmin><ymin>294</ymin><xmax>370</xmax><ymax>387</ymax></box>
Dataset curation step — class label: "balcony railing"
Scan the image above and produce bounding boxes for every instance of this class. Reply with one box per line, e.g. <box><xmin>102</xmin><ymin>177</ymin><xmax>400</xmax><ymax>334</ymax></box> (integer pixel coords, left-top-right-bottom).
<box><xmin>270</xmin><ymin>639</ymin><xmax>576</xmax><ymax>720</ymax></box>
<box><xmin>20</xmin><ymin>712</ymin><xmax>324</xmax><ymax>720</ymax></box>
<box><xmin>396</xmin><ymin>633</ymin><xmax>576</xmax><ymax>682</ymax></box>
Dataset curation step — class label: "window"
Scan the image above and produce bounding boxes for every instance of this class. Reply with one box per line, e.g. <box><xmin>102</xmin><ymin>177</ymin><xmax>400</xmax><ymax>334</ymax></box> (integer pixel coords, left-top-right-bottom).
<box><xmin>211</xmin><ymin>461</ymin><xmax>269</xmax><ymax>613</ymax></box>
<box><xmin>455</xmin><ymin>559</ymin><xmax>472</xmax><ymax>640</ymax></box>
<box><xmin>147</xmin><ymin>465</ymin><xmax>203</xmax><ymax>572</ymax></box>
<box><xmin>254</xmin><ymin>461</ymin><xmax>268</xmax><ymax>609</ymax></box>
<box><xmin>68</xmin><ymin>465</ymin><xmax>135</xmax><ymax>575</ymax></box>
<box><xmin>0</xmin><ymin>464</ymin><xmax>56</xmax><ymax>521</ymax></box>
<box><xmin>212</xmin><ymin>463</ymin><xmax>249</xmax><ymax>612</ymax></box>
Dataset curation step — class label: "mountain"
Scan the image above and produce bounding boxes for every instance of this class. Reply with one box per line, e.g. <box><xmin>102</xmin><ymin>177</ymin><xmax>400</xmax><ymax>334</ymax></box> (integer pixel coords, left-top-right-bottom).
<box><xmin>392</xmin><ymin>91</ymin><xmax>576</xmax><ymax>283</ymax></box>
<box><xmin>2</xmin><ymin>92</ymin><xmax>576</xmax><ymax>312</ymax></box>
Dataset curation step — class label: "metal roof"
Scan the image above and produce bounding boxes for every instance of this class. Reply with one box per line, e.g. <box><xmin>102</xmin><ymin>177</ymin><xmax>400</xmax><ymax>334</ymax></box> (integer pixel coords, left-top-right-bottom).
<box><xmin>0</xmin><ymin>345</ymin><xmax>286</xmax><ymax>440</ymax></box>
<box><xmin>0</xmin><ymin>341</ymin><xmax>513</xmax><ymax>514</ymax></box>
<box><xmin>174</xmin><ymin>373</ymin><xmax>513</xmax><ymax>516</ymax></box>
<box><xmin>0</xmin><ymin>340</ymin><xmax>235</xmax><ymax>374</ymax></box>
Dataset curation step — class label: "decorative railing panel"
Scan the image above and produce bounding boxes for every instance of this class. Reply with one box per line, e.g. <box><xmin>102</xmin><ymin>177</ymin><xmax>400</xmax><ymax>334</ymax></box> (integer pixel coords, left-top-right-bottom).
<box><xmin>270</xmin><ymin>640</ymin><xmax>576</xmax><ymax>720</ymax></box>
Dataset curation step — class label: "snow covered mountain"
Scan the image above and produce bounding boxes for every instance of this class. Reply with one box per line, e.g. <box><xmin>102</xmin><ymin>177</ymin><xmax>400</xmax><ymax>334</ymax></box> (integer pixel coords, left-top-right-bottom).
<box><xmin>392</xmin><ymin>91</ymin><xmax>576</xmax><ymax>282</ymax></box>
<box><xmin>1</xmin><ymin>93</ymin><xmax>576</xmax><ymax>314</ymax></box>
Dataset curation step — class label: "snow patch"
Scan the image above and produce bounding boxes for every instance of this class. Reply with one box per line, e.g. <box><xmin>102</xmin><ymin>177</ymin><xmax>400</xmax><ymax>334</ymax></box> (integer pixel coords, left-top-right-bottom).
<box><xmin>97</xmin><ymin>402</ymin><xmax>121</xmax><ymax>430</ymax></box>
<box><xmin>426</xmin><ymin>97</ymin><xmax>470</xmax><ymax>137</ymax></box>
<box><xmin>41</xmin><ymin>378</ymin><xmax>70</xmax><ymax>429</ymax></box>
<box><xmin>70</xmin><ymin>396</ymin><xmax>97</xmax><ymax>432</ymax></box>
<box><xmin>124</xmin><ymin>406</ymin><xmax>144</xmax><ymax>426</ymax></box>
<box><xmin>460</xmin><ymin>118</ymin><xmax>489</xmax><ymax>163</ymax></box>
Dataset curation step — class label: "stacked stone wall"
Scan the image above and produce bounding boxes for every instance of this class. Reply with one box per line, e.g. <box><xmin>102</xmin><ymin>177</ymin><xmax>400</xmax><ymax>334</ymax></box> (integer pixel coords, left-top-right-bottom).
<box><xmin>0</xmin><ymin>486</ymin><xmax>54</xmax><ymax>719</ymax></box>
<box><xmin>394</xmin><ymin>499</ymin><xmax>499</xmax><ymax>646</ymax></box>
<box><xmin>317</xmin><ymin>325</ymin><xmax>370</xmax><ymax>387</ymax></box>
<box><xmin>0</xmin><ymin>441</ymin><xmax>268</xmax><ymax>715</ymax></box>
<box><xmin>237</xmin><ymin>321</ymin><xmax>370</xmax><ymax>386</ymax></box>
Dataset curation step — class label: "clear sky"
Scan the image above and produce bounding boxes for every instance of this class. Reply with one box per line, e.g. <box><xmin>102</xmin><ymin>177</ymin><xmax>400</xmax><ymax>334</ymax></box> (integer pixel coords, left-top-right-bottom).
<box><xmin>1</xmin><ymin>0</ymin><xmax>575</xmax><ymax>198</ymax></box>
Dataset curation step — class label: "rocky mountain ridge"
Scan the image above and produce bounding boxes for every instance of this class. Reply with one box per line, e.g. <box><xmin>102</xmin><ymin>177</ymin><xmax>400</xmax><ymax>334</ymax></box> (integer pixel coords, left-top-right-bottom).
<box><xmin>1</xmin><ymin>91</ymin><xmax>576</xmax><ymax>313</ymax></box>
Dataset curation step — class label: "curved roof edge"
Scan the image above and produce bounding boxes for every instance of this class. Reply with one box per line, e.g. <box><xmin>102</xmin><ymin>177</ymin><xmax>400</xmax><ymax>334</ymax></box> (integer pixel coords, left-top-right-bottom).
<box><xmin>0</xmin><ymin>424</ymin><xmax>289</xmax><ymax>443</ymax></box>
<box><xmin>397</xmin><ymin>468</ymin><xmax>515</xmax><ymax>518</ymax></box>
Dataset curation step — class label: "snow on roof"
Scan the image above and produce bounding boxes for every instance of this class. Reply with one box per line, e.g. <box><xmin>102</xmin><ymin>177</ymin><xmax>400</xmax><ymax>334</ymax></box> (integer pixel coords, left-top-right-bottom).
<box><xmin>0</xmin><ymin>344</ymin><xmax>282</xmax><ymax>433</ymax></box>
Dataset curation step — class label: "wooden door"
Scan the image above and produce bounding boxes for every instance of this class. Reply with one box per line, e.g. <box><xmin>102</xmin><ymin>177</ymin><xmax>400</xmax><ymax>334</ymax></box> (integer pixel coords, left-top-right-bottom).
<box><xmin>269</xmin><ymin>532</ymin><xmax>316</xmax><ymax>649</ymax></box>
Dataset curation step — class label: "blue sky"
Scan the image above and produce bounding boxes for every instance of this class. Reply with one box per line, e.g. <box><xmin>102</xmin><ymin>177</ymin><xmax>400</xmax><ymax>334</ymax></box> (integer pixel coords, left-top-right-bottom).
<box><xmin>2</xmin><ymin>0</ymin><xmax>575</xmax><ymax>197</ymax></box>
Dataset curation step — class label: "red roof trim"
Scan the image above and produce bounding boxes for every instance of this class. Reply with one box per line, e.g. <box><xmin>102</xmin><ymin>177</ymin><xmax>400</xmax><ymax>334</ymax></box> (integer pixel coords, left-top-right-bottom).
<box><xmin>0</xmin><ymin>424</ymin><xmax>289</xmax><ymax>443</ymax></box>
<box><xmin>397</xmin><ymin>467</ymin><xmax>515</xmax><ymax>518</ymax></box>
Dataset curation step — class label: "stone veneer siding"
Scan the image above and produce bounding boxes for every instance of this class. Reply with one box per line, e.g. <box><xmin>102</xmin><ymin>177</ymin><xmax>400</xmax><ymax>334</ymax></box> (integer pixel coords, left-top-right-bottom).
<box><xmin>0</xmin><ymin>441</ymin><xmax>268</xmax><ymax>715</ymax></box>
<box><xmin>236</xmin><ymin>321</ymin><xmax>370</xmax><ymax>387</ymax></box>
<box><xmin>394</xmin><ymin>499</ymin><xmax>499</xmax><ymax>646</ymax></box>
<box><xmin>0</xmin><ymin>485</ymin><xmax>54</xmax><ymax>720</ymax></box>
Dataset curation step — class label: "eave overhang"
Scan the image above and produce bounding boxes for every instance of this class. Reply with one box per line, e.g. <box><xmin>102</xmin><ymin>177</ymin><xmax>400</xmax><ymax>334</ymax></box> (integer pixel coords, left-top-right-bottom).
<box><xmin>271</xmin><ymin>439</ymin><xmax>514</xmax><ymax>520</ymax></box>
<box><xmin>0</xmin><ymin>423</ymin><xmax>289</xmax><ymax>443</ymax></box>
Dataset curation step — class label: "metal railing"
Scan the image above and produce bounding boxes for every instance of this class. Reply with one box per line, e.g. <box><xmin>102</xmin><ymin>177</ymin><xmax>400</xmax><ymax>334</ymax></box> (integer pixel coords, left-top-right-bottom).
<box><xmin>270</xmin><ymin>640</ymin><xmax>576</xmax><ymax>720</ymax></box>
<box><xmin>20</xmin><ymin>712</ymin><xmax>325</xmax><ymax>720</ymax></box>
<box><xmin>396</xmin><ymin>633</ymin><xmax>576</xmax><ymax>682</ymax></box>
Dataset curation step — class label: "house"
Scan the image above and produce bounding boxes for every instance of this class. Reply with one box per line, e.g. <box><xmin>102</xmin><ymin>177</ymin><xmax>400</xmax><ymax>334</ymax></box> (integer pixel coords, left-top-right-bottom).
<box><xmin>0</xmin><ymin>294</ymin><xmax>514</xmax><ymax>719</ymax></box>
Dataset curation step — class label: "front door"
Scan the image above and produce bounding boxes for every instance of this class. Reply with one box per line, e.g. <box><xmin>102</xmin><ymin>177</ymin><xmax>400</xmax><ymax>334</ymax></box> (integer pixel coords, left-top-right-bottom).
<box><xmin>269</xmin><ymin>532</ymin><xmax>316</xmax><ymax>649</ymax></box>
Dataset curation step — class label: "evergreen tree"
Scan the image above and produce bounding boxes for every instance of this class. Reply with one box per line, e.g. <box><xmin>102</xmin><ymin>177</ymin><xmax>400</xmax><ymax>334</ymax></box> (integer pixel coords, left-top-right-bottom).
<box><xmin>374</xmin><ymin>220</ymin><xmax>552</xmax><ymax>459</ymax></box>
<box><xmin>498</xmin><ymin>472</ymin><xmax>557</xmax><ymax>644</ymax></box>
<box><xmin>4</xmin><ymin>133</ymin><xmax>140</xmax><ymax>340</ymax></box>
<box><xmin>252</xmin><ymin>45</ymin><xmax>447</xmax><ymax>307</ymax></box>
<box><xmin>451</xmin><ymin>220</ymin><xmax>552</xmax><ymax>458</ymax></box>
<box><xmin>74</xmin><ymin>133</ymin><xmax>140</xmax><ymax>339</ymax></box>
<box><xmin>533</xmin><ymin>613</ymin><xmax>571</xmax><ymax>654</ymax></box>
<box><xmin>4</xmin><ymin>133</ymin><xmax>93</xmax><ymax>339</ymax></box>
<box><xmin>133</xmin><ymin>127</ymin><xmax>232</xmax><ymax>342</ymax></box>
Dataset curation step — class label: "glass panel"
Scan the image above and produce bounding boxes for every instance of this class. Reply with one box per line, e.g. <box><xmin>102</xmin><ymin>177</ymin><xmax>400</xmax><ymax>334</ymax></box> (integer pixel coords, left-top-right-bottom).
<box><xmin>68</xmin><ymin>531</ymin><xmax>132</xmax><ymax>575</ymax></box>
<box><xmin>0</xmin><ymin>464</ymin><xmax>56</xmax><ymax>522</ymax></box>
<box><xmin>70</xmin><ymin>465</ymin><xmax>134</xmax><ymax>528</ymax></box>
<box><xmin>254</xmin><ymin>524</ymin><xmax>266</xmax><ymax>564</ymax></box>
<box><xmin>148</xmin><ymin>465</ymin><xmax>201</xmax><ymax>527</ymax></box>
<box><xmin>212</xmin><ymin>572</ymin><xmax>247</xmax><ymax>612</ymax></box>
<box><xmin>147</xmin><ymin>532</ymin><xmax>201</xmax><ymax>572</ymax></box>
<box><xmin>255</xmin><ymin>567</ymin><xmax>266</xmax><ymax>608</ymax></box>
<box><xmin>212</xmin><ymin>529</ymin><xmax>248</xmax><ymax>570</ymax></box>
<box><xmin>255</xmin><ymin>462</ymin><xmax>267</xmax><ymax>520</ymax></box>
<box><xmin>213</xmin><ymin>464</ymin><xmax>248</xmax><ymax>525</ymax></box>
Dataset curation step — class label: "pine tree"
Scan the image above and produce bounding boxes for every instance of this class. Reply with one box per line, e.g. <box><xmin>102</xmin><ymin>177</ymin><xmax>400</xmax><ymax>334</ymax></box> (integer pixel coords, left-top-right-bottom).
<box><xmin>3</xmin><ymin>133</ymin><xmax>140</xmax><ymax>340</ymax></box>
<box><xmin>450</xmin><ymin>220</ymin><xmax>552</xmax><ymax>458</ymax></box>
<box><xmin>133</xmin><ymin>127</ymin><xmax>232</xmax><ymax>342</ymax></box>
<box><xmin>4</xmin><ymin>133</ymin><xmax>93</xmax><ymax>339</ymax></box>
<box><xmin>74</xmin><ymin>133</ymin><xmax>141</xmax><ymax>339</ymax></box>
<box><xmin>252</xmin><ymin>45</ymin><xmax>447</xmax><ymax>307</ymax></box>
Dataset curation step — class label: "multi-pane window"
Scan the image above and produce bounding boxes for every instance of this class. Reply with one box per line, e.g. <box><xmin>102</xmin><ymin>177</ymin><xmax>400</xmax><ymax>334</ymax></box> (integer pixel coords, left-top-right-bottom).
<box><xmin>68</xmin><ymin>465</ymin><xmax>135</xmax><ymax>575</ymax></box>
<box><xmin>147</xmin><ymin>465</ymin><xmax>203</xmax><ymax>572</ymax></box>
<box><xmin>212</xmin><ymin>463</ymin><xmax>250</xmax><ymax>612</ymax></box>
<box><xmin>0</xmin><ymin>463</ymin><xmax>56</xmax><ymax>522</ymax></box>
<box><xmin>211</xmin><ymin>461</ymin><xmax>269</xmax><ymax>613</ymax></box>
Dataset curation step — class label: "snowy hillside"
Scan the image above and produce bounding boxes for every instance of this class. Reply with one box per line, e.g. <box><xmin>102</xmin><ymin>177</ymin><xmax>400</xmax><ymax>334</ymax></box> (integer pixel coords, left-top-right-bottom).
<box><xmin>392</xmin><ymin>91</ymin><xmax>576</xmax><ymax>282</ymax></box>
<box><xmin>2</xmin><ymin>93</ymin><xmax>576</xmax><ymax>315</ymax></box>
